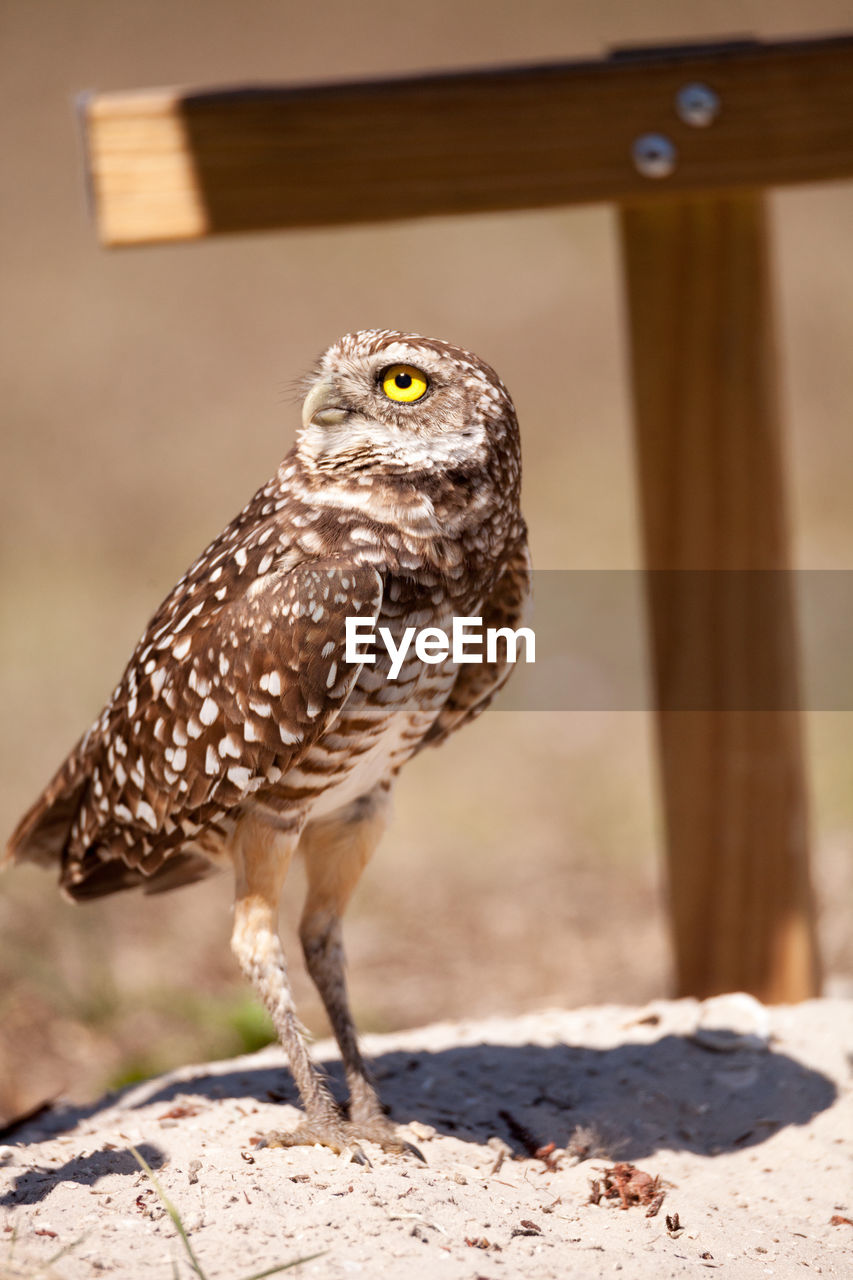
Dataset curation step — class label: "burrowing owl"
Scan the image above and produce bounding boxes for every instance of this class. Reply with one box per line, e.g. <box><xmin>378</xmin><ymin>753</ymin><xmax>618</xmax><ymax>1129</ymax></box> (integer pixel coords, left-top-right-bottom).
<box><xmin>6</xmin><ymin>330</ymin><xmax>530</xmax><ymax>1158</ymax></box>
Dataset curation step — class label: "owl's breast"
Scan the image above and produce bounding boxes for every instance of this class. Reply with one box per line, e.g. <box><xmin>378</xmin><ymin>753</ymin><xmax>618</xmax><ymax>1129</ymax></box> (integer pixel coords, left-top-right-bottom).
<box><xmin>270</xmin><ymin>592</ymin><xmax>465</xmax><ymax>821</ymax></box>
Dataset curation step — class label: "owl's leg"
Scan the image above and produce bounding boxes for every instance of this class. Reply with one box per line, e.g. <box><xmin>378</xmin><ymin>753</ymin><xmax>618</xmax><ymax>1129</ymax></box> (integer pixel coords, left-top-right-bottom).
<box><xmin>298</xmin><ymin>785</ymin><xmax>421</xmax><ymax>1158</ymax></box>
<box><xmin>229</xmin><ymin>814</ymin><xmax>359</xmax><ymax>1159</ymax></box>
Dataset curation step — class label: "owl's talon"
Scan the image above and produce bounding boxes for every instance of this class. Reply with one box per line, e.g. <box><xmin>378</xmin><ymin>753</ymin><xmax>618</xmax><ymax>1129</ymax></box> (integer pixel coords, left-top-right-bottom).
<box><xmin>344</xmin><ymin>1114</ymin><xmax>426</xmax><ymax>1162</ymax></box>
<box><xmin>344</xmin><ymin>1143</ymin><xmax>372</xmax><ymax>1168</ymax></box>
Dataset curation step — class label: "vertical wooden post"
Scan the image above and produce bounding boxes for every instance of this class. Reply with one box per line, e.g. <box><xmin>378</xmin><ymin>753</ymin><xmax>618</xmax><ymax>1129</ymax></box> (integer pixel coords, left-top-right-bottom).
<box><xmin>620</xmin><ymin>193</ymin><xmax>820</xmax><ymax>1002</ymax></box>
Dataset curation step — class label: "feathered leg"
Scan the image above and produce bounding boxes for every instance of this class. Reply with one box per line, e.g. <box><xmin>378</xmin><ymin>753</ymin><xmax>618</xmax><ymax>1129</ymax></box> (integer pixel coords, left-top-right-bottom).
<box><xmin>298</xmin><ymin>785</ymin><xmax>421</xmax><ymax>1157</ymax></box>
<box><xmin>229</xmin><ymin>813</ymin><xmax>358</xmax><ymax>1158</ymax></box>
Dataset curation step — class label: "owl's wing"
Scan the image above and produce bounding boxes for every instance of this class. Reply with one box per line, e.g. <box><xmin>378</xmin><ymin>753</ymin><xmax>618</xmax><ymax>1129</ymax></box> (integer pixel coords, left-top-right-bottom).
<box><xmin>423</xmin><ymin>537</ymin><xmax>531</xmax><ymax>747</ymax></box>
<box><xmin>7</xmin><ymin>560</ymin><xmax>383</xmax><ymax>896</ymax></box>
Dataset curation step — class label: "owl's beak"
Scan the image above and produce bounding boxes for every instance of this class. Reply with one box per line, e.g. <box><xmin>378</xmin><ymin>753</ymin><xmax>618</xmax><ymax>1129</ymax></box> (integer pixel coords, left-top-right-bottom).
<box><xmin>302</xmin><ymin>377</ymin><xmax>351</xmax><ymax>430</ymax></box>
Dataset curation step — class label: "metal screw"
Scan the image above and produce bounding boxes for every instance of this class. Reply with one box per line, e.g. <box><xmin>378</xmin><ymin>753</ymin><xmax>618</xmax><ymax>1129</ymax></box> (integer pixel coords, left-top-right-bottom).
<box><xmin>675</xmin><ymin>82</ymin><xmax>720</xmax><ymax>128</ymax></box>
<box><xmin>631</xmin><ymin>133</ymin><xmax>677</xmax><ymax>179</ymax></box>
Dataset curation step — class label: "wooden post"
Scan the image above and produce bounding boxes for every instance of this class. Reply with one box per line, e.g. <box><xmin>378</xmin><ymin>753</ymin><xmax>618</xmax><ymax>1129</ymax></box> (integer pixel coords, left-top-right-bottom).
<box><xmin>620</xmin><ymin>193</ymin><xmax>820</xmax><ymax>1001</ymax></box>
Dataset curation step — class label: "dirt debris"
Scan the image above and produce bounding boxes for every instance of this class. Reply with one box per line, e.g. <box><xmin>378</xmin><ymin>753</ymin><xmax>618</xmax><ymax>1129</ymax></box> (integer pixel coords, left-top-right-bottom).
<box><xmin>588</xmin><ymin>1161</ymin><xmax>665</xmax><ymax>1214</ymax></box>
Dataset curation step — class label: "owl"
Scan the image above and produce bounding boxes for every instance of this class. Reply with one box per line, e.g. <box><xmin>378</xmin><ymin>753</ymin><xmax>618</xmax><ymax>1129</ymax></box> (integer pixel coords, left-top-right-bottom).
<box><xmin>5</xmin><ymin>330</ymin><xmax>530</xmax><ymax>1160</ymax></box>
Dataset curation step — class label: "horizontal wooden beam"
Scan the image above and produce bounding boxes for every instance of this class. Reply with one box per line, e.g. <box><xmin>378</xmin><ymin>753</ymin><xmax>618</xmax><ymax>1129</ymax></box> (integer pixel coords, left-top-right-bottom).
<box><xmin>83</xmin><ymin>34</ymin><xmax>853</xmax><ymax>244</ymax></box>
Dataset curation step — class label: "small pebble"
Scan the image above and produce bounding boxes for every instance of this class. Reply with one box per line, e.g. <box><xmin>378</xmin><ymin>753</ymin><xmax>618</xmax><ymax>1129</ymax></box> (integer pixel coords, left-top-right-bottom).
<box><xmin>693</xmin><ymin>993</ymin><xmax>771</xmax><ymax>1053</ymax></box>
<box><xmin>408</xmin><ymin>1122</ymin><xmax>435</xmax><ymax>1142</ymax></box>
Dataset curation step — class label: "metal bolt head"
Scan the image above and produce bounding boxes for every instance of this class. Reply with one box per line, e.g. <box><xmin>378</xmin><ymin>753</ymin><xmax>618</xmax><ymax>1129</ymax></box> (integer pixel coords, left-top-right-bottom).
<box><xmin>675</xmin><ymin>82</ymin><xmax>720</xmax><ymax>128</ymax></box>
<box><xmin>631</xmin><ymin>133</ymin><xmax>677</xmax><ymax>179</ymax></box>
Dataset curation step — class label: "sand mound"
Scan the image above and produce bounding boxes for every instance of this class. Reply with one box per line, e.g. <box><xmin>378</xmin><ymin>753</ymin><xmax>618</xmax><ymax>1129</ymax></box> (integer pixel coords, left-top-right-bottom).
<box><xmin>2</xmin><ymin>997</ymin><xmax>851</xmax><ymax>1278</ymax></box>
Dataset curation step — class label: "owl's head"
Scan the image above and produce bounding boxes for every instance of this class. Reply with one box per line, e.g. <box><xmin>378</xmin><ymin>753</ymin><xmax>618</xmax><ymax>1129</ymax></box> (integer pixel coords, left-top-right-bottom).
<box><xmin>296</xmin><ymin>330</ymin><xmax>518</xmax><ymax>478</ymax></box>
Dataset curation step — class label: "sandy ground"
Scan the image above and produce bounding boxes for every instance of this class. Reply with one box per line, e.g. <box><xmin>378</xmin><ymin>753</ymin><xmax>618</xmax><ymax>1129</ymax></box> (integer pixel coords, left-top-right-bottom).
<box><xmin>1</xmin><ymin>996</ymin><xmax>851</xmax><ymax>1280</ymax></box>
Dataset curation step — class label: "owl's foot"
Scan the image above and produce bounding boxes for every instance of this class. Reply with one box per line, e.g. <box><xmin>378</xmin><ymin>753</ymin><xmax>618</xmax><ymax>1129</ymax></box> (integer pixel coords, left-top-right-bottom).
<box><xmin>260</xmin><ymin>1113</ymin><xmax>424</xmax><ymax>1164</ymax></box>
<box><xmin>344</xmin><ymin>1112</ymin><xmax>426</xmax><ymax>1163</ymax></box>
<box><xmin>345</xmin><ymin>1092</ymin><xmax>426</xmax><ymax>1161</ymax></box>
<box><xmin>261</xmin><ymin>1116</ymin><xmax>369</xmax><ymax>1164</ymax></box>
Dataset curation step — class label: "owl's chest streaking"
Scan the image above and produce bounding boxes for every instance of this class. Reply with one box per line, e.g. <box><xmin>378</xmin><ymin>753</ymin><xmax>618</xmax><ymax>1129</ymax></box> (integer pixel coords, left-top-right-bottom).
<box><xmin>253</xmin><ymin>576</ymin><xmax>482</xmax><ymax>823</ymax></box>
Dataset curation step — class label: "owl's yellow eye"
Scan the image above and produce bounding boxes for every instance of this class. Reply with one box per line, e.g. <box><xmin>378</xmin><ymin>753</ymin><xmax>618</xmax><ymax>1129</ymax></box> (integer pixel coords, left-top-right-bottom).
<box><xmin>381</xmin><ymin>365</ymin><xmax>429</xmax><ymax>404</ymax></box>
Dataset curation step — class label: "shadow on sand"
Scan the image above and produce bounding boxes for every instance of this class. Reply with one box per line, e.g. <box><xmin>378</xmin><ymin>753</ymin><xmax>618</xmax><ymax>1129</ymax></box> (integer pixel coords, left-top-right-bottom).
<box><xmin>1</xmin><ymin>1031</ymin><xmax>837</xmax><ymax>1205</ymax></box>
<box><xmin>1</xmin><ymin>1141</ymin><xmax>165</xmax><ymax>1207</ymax></box>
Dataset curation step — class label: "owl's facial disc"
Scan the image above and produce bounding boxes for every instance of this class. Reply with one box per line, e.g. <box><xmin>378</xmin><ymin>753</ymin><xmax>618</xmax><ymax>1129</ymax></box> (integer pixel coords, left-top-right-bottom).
<box><xmin>296</xmin><ymin>332</ymin><xmax>506</xmax><ymax>477</ymax></box>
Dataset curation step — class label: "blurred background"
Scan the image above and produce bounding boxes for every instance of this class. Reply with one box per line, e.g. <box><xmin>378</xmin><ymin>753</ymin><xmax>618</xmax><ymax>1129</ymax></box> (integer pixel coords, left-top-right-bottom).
<box><xmin>2</xmin><ymin>0</ymin><xmax>852</xmax><ymax>1124</ymax></box>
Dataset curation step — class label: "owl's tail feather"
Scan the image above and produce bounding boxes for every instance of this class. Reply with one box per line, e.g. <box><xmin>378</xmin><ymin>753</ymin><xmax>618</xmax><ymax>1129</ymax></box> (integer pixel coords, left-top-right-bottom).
<box><xmin>5</xmin><ymin>753</ymin><xmax>217</xmax><ymax>900</ymax></box>
<box><xmin>3</xmin><ymin>752</ymin><xmax>88</xmax><ymax>871</ymax></box>
<box><xmin>62</xmin><ymin>848</ymin><xmax>216</xmax><ymax>900</ymax></box>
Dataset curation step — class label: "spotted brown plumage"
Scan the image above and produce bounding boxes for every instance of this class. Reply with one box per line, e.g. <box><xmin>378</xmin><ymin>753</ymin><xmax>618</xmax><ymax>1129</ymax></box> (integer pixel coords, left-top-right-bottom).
<box><xmin>5</xmin><ymin>329</ymin><xmax>530</xmax><ymax>1158</ymax></box>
